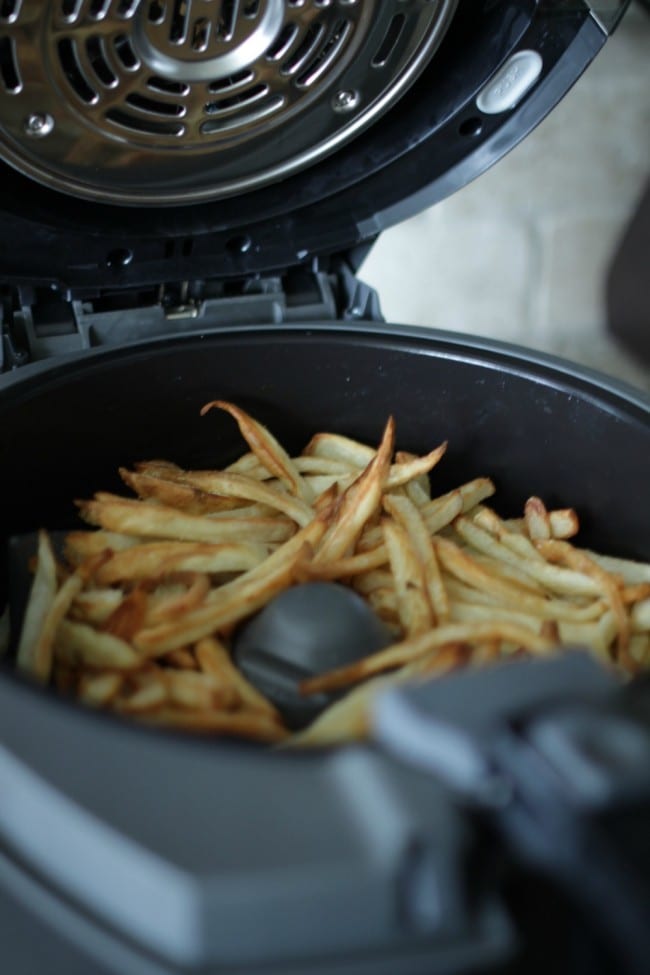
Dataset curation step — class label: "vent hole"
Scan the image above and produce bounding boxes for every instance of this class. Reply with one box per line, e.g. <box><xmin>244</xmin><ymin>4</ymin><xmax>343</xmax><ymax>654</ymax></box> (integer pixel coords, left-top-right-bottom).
<box><xmin>148</xmin><ymin>0</ymin><xmax>164</xmax><ymax>23</ymax></box>
<box><xmin>1</xmin><ymin>0</ymin><xmax>21</xmax><ymax>21</ymax></box>
<box><xmin>148</xmin><ymin>75</ymin><xmax>189</xmax><ymax>95</ymax></box>
<box><xmin>217</xmin><ymin>0</ymin><xmax>238</xmax><ymax>41</ymax></box>
<box><xmin>126</xmin><ymin>92</ymin><xmax>185</xmax><ymax>116</ymax></box>
<box><xmin>89</xmin><ymin>0</ymin><xmax>110</xmax><ymax>17</ymax></box>
<box><xmin>282</xmin><ymin>22</ymin><xmax>325</xmax><ymax>75</ymax></box>
<box><xmin>164</xmin><ymin>240</ymin><xmax>175</xmax><ymax>259</ymax></box>
<box><xmin>170</xmin><ymin>0</ymin><xmax>188</xmax><ymax>42</ymax></box>
<box><xmin>266</xmin><ymin>23</ymin><xmax>298</xmax><ymax>61</ymax></box>
<box><xmin>86</xmin><ymin>36</ymin><xmax>117</xmax><ymax>87</ymax></box>
<box><xmin>372</xmin><ymin>12</ymin><xmax>405</xmax><ymax>67</ymax></box>
<box><xmin>192</xmin><ymin>16</ymin><xmax>210</xmax><ymax>52</ymax></box>
<box><xmin>296</xmin><ymin>19</ymin><xmax>350</xmax><ymax>88</ymax></box>
<box><xmin>182</xmin><ymin>238</ymin><xmax>194</xmax><ymax>257</ymax></box>
<box><xmin>106</xmin><ymin>248</ymin><xmax>133</xmax><ymax>269</ymax></box>
<box><xmin>207</xmin><ymin>68</ymin><xmax>253</xmax><ymax>93</ymax></box>
<box><xmin>243</xmin><ymin>0</ymin><xmax>259</xmax><ymax>16</ymax></box>
<box><xmin>226</xmin><ymin>235</ymin><xmax>252</xmax><ymax>256</ymax></box>
<box><xmin>116</xmin><ymin>0</ymin><xmax>138</xmax><ymax>14</ymax></box>
<box><xmin>0</xmin><ymin>37</ymin><xmax>20</xmax><ymax>92</ymax></box>
<box><xmin>106</xmin><ymin>108</ymin><xmax>185</xmax><ymax>136</ymax></box>
<box><xmin>205</xmin><ymin>82</ymin><xmax>267</xmax><ymax>113</ymax></box>
<box><xmin>114</xmin><ymin>34</ymin><xmax>139</xmax><ymax>69</ymax></box>
<box><xmin>60</xmin><ymin>0</ymin><xmax>81</xmax><ymax>18</ymax></box>
<box><xmin>459</xmin><ymin>116</ymin><xmax>483</xmax><ymax>137</ymax></box>
<box><xmin>58</xmin><ymin>38</ymin><xmax>98</xmax><ymax>103</ymax></box>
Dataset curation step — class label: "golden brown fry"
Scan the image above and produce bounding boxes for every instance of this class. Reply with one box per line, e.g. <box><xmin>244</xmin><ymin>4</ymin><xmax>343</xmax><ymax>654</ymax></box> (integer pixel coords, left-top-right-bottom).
<box><xmin>65</xmin><ymin>530</ymin><xmax>140</xmax><ymax>565</ymax></box>
<box><xmin>134</xmin><ymin>515</ymin><xmax>329</xmax><ymax>654</ymax></box>
<box><xmin>382</xmin><ymin>518</ymin><xmax>433</xmax><ymax>637</ymax></box>
<box><xmin>165</xmin><ymin>648</ymin><xmax>198</xmax><ymax>670</ymax></box>
<box><xmin>120</xmin><ymin>468</ymin><xmax>239</xmax><ymax>514</ymax></box>
<box><xmin>78</xmin><ymin>671</ymin><xmax>124</xmax><ymax>707</ymax></box>
<box><xmin>137</xmin><ymin>707</ymin><xmax>288</xmax><ymax>742</ymax></box>
<box><xmin>383</xmin><ymin>493</ymin><xmax>450</xmax><ymax>625</ymax></box>
<box><xmin>171</xmin><ymin>469</ymin><xmax>314</xmax><ymax>525</ymax></box>
<box><xmin>201</xmin><ymin>400</ymin><xmax>313</xmax><ymax>502</ymax></box>
<box><xmin>55</xmin><ymin>619</ymin><xmax>141</xmax><ymax>670</ymax></box>
<box><xmin>525</xmin><ymin>497</ymin><xmax>552</xmax><ymax>541</ymax></box>
<box><xmin>313</xmin><ymin>416</ymin><xmax>395</xmax><ymax>564</ymax></box>
<box><xmin>102</xmin><ymin>588</ymin><xmax>149</xmax><ymax>641</ymax></box>
<box><xmin>93</xmin><ymin>540</ymin><xmax>270</xmax><ymax>585</ymax></box>
<box><xmin>16</xmin><ymin>531</ymin><xmax>58</xmax><ymax>680</ymax></box>
<box><xmin>195</xmin><ymin>637</ymin><xmax>280</xmax><ymax>717</ymax></box>
<box><xmin>300</xmin><ymin>621</ymin><xmax>554</xmax><ymax>696</ymax></box>
<box><xmin>70</xmin><ymin>587</ymin><xmax>124</xmax><ymax>624</ymax></box>
<box><xmin>536</xmin><ymin>540</ymin><xmax>630</xmax><ymax>662</ymax></box>
<box><xmin>145</xmin><ymin>574</ymin><xmax>210</xmax><ymax>624</ymax></box>
<box><xmin>77</xmin><ymin>494</ymin><xmax>295</xmax><ymax>545</ymax></box>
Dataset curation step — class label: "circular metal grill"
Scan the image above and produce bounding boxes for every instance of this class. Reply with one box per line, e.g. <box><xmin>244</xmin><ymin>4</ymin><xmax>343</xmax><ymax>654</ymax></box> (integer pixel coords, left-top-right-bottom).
<box><xmin>0</xmin><ymin>0</ymin><xmax>457</xmax><ymax>205</ymax></box>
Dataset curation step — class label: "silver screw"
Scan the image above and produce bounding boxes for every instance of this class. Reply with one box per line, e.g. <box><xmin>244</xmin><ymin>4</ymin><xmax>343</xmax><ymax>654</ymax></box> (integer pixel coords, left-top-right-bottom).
<box><xmin>24</xmin><ymin>113</ymin><xmax>55</xmax><ymax>138</ymax></box>
<box><xmin>332</xmin><ymin>89</ymin><xmax>360</xmax><ymax>113</ymax></box>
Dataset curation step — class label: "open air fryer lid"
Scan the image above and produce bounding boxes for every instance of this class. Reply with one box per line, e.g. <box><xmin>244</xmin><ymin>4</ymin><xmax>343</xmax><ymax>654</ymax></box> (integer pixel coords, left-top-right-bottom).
<box><xmin>0</xmin><ymin>0</ymin><xmax>632</xmax><ymax>300</ymax></box>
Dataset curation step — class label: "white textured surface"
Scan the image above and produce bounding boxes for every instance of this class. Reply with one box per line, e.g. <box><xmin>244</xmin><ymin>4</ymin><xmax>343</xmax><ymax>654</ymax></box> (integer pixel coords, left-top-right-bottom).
<box><xmin>361</xmin><ymin>5</ymin><xmax>650</xmax><ymax>393</ymax></box>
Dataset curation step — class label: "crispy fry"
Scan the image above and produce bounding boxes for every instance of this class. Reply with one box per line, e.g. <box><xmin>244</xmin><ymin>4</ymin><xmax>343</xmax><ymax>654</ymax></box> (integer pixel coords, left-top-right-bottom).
<box><xmin>382</xmin><ymin>518</ymin><xmax>433</xmax><ymax>637</ymax></box>
<box><xmin>300</xmin><ymin>621</ymin><xmax>554</xmax><ymax>696</ymax></box>
<box><xmin>93</xmin><ymin>540</ymin><xmax>270</xmax><ymax>584</ymax></box>
<box><xmin>201</xmin><ymin>400</ymin><xmax>313</xmax><ymax>503</ymax></box>
<box><xmin>78</xmin><ymin>671</ymin><xmax>123</xmax><ymax>707</ymax></box>
<box><xmin>195</xmin><ymin>637</ymin><xmax>280</xmax><ymax>717</ymax></box>
<box><xmin>77</xmin><ymin>494</ymin><xmax>295</xmax><ymax>544</ymax></box>
<box><xmin>313</xmin><ymin>417</ymin><xmax>395</xmax><ymax>563</ymax></box>
<box><xmin>134</xmin><ymin>515</ymin><xmax>328</xmax><ymax>653</ymax></box>
<box><xmin>383</xmin><ymin>494</ymin><xmax>450</xmax><ymax>625</ymax></box>
<box><xmin>103</xmin><ymin>588</ymin><xmax>149</xmax><ymax>641</ymax></box>
<box><xmin>537</xmin><ymin>540</ymin><xmax>630</xmax><ymax>662</ymax></box>
<box><xmin>55</xmin><ymin>619</ymin><xmax>141</xmax><ymax>670</ymax></box>
<box><xmin>16</xmin><ymin>531</ymin><xmax>58</xmax><ymax>680</ymax></box>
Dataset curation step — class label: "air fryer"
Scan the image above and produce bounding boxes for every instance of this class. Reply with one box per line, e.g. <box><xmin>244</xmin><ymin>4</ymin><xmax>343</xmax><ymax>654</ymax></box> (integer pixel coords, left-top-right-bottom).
<box><xmin>0</xmin><ymin>3</ymin><xmax>648</xmax><ymax>975</ymax></box>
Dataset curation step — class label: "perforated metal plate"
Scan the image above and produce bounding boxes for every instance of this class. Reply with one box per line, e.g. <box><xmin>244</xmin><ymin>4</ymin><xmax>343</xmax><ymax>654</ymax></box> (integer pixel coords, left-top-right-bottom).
<box><xmin>0</xmin><ymin>0</ymin><xmax>457</xmax><ymax>205</ymax></box>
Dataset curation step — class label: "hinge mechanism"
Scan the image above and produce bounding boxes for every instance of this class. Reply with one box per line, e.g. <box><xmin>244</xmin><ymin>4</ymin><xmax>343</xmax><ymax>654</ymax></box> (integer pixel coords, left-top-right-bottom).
<box><xmin>1</xmin><ymin>264</ymin><xmax>382</xmax><ymax>371</ymax></box>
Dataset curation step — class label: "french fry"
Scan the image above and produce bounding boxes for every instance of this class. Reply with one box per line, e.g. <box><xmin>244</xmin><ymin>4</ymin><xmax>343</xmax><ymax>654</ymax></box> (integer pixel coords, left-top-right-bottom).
<box><xmin>93</xmin><ymin>540</ymin><xmax>270</xmax><ymax>585</ymax></box>
<box><xmin>78</xmin><ymin>671</ymin><xmax>123</xmax><ymax>707</ymax></box>
<box><xmin>313</xmin><ymin>417</ymin><xmax>395</xmax><ymax>563</ymax></box>
<box><xmin>383</xmin><ymin>494</ymin><xmax>450</xmax><ymax>625</ymax></box>
<box><xmin>134</xmin><ymin>515</ymin><xmax>329</xmax><ymax>653</ymax></box>
<box><xmin>382</xmin><ymin>519</ymin><xmax>433</xmax><ymax>637</ymax></box>
<box><xmin>137</xmin><ymin>707</ymin><xmax>289</xmax><ymax>742</ymax></box>
<box><xmin>55</xmin><ymin>618</ymin><xmax>142</xmax><ymax>670</ymax></box>
<box><xmin>17</xmin><ymin>531</ymin><xmax>60</xmax><ymax>682</ymax></box>
<box><xmin>103</xmin><ymin>588</ymin><xmax>149</xmax><ymax>641</ymax></box>
<box><xmin>195</xmin><ymin>637</ymin><xmax>280</xmax><ymax>718</ymax></box>
<box><xmin>77</xmin><ymin>494</ymin><xmax>295</xmax><ymax>545</ymax></box>
<box><xmin>201</xmin><ymin>400</ymin><xmax>313</xmax><ymax>503</ymax></box>
<box><xmin>65</xmin><ymin>530</ymin><xmax>141</xmax><ymax>565</ymax></box>
<box><xmin>300</xmin><ymin>621</ymin><xmax>554</xmax><ymax>696</ymax></box>
<box><xmin>525</xmin><ymin>497</ymin><xmax>552</xmax><ymax>540</ymax></box>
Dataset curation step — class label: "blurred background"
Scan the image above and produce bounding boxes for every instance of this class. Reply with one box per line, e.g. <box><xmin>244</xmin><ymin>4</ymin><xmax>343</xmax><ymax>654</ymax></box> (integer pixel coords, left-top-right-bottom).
<box><xmin>361</xmin><ymin>3</ymin><xmax>650</xmax><ymax>393</ymax></box>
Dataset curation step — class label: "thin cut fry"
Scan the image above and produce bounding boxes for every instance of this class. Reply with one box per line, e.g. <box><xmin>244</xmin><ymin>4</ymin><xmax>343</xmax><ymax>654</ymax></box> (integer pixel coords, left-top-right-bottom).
<box><xmin>201</xmin><ymin>400</ymin><xmax>313</xmax><ymax>503</ymax></box>
<box><xmin>300</xmin><ymin>621</ymin><xmax>554</xmax><ymax>696</ymax></box>
<box><xmin>17</xmin><ymin>531</ymin><xmax>60</xmax><ymax>682</ymax></box>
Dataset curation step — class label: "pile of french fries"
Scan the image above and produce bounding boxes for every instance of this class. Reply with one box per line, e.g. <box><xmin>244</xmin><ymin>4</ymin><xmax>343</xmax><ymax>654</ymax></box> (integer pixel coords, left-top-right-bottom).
<box><xmin>10</xmin><ymin>400</ymin><xmax>650</xmax><ymax>746</ymax></box>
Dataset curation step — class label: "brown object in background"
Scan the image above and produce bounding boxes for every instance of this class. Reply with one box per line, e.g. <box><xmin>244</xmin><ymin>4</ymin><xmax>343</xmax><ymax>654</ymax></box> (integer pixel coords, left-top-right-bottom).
<box><xmin>606</xmin><ymin>179</ymin><xmax>650</xmax><ymax>368</ymax></box>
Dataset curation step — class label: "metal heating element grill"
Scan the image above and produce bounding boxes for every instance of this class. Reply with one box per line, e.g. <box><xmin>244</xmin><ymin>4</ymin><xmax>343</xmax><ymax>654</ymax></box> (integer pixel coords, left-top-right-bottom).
<box><xmin>0</xmin><ymin>0</ymin><xmax>457</xmax><ymax>203</ymax></box>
